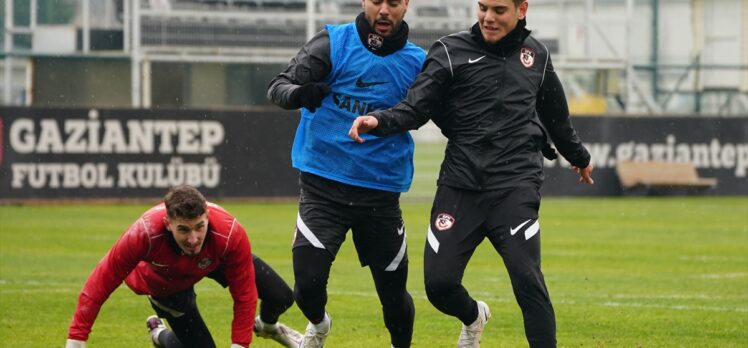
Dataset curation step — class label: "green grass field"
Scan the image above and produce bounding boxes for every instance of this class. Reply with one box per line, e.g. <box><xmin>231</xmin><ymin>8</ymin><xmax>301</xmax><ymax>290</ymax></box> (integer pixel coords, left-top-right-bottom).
<box><xmin>1</xmin><ymin>197</ymin><xmax>747</xmax><ymax>347</ymax></box>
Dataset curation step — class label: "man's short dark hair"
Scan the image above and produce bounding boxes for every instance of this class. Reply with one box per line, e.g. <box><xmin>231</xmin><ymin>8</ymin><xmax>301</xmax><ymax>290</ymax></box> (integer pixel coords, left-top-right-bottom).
<box><xmin>164</xmin><ymin>185</ymin><xmax>207</xmax><ymax>219</ymax></box>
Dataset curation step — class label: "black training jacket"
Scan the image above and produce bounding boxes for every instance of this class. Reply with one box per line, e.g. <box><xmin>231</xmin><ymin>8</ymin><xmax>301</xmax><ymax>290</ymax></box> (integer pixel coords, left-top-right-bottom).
<box><xmin>370</xmin><ymin>22</ymin><xmax>591</xmax><ymax>191</ymax></box>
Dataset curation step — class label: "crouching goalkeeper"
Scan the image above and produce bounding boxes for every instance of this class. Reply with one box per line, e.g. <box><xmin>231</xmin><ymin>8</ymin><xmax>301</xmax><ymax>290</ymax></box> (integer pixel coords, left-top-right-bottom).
<box><xmin>66</xmin><ymin>185</ymin><xmax>302</xmax><ymax>348</ymax></box>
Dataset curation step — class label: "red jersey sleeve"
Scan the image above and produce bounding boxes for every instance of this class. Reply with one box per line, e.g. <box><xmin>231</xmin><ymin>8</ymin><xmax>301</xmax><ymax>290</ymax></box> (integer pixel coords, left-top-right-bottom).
<box><xmin>222</xmin><ymin>219</ymin><xmax>257</xmax><ymax>347</ymax></box>
<box><xmin>67</xmin><ymin>218</ymin><xmax>151</xmax><ymax>341</ymax></box>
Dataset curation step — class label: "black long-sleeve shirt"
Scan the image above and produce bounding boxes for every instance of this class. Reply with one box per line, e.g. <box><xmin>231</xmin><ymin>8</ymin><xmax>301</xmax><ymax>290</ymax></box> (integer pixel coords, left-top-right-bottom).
<box><xmin>370</xmin><ymin>22</ymin><xmax>590</xmax><ymax>191</ymax></box>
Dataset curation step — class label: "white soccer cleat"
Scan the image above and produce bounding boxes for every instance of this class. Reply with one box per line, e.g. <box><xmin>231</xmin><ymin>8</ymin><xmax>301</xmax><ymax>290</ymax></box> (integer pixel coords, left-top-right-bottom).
<box><xmin>298</xmin><ymin>313</ymin><xmax>332</xmax><ymax>348</ymax></box>
<box><xmin>146</xmin><ymin>315</ymin><xmax>167</xmax><ymax>347</ymax></box>
<box><xmin>457</xmin><ymin>300</ymin><xmax>491</xmax><ymax>348</ymax></box>
<box><xmin>253</xmin><ymin>316</ymin><xmax>303</xmax><ymax>348</ymax></box>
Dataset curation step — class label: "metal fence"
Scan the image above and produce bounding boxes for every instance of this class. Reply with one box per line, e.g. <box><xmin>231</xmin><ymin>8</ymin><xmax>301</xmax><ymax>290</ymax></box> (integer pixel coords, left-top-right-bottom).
<box><xmin>2</xmin><ymin>0</ymin><xmax>747</xmax><ymax>115</ymax></box>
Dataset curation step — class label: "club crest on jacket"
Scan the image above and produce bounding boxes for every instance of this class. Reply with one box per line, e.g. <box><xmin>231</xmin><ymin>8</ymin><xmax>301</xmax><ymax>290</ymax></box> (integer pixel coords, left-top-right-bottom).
<box><xmin>520</xmin><ymin>47</ymin><xmax>535</xmax><ymax>68</ymax></box>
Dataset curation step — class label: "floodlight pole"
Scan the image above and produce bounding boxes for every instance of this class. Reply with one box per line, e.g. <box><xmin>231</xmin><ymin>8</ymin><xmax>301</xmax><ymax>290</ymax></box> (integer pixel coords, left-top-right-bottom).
<box><xmin>30</xmin><ymin>0</ymin><xmax>37</xmax><ymax>32</ymax></box>
<box><xmin>742</xmin><ymin>0</ymin><xmax>748</xmax><ymax>95</ymax></box>
<box><xmin>692</xmin><ymin>0</ymin><xmax>704</xmax><ymax>114</ymax></box>
<box><xmin>124</xmin><ymin>0</ymin><xmax>131</xmax><ymax>52</ymax></box>
<box><xmin>585</xmin><ymin>0</ymin><xmax>592</xmax><ymax>58</ymax></box>
<box><xmin>651</xmin><ymin>0</ymin><xmax>659</xmax><ymax>103</ymax></box>
<box><xmin>625</xmin><ymin>0</ymin><xmax>634</xmax><ymax>113</ymax></box>
<box><xmin>82</xmin><ymin>0</ymin><xmax>90</xmax><ymax>53</ymax></box>
<box><xmin>3</xmin><ymin>0</ymin><xmax>12</xmax><ymax>105</ymax></box>
<box><xmin>306</xmin><ymin>0</ymin><xmax>317</xmax><ymax>40</ymax></box>
<box><xmin>131</xmin><ymin>0</ymin><xmax>142</xmax><ymax>107</ymax></box>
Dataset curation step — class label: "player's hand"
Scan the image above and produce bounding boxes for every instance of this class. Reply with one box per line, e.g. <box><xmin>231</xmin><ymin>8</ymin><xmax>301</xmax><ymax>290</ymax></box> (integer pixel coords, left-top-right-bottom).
<box><xmin>348</xmin><ymin>116</ymin><xmax>379</xmax><ymax>143</ymax></box>
<box><xmin>292</xmin><ymin>82</ymin><xmax>330</xmax><ymax>112</ymax></box>
<box><xmin>65</xmin><ymin>339</ymin><xmax>87</xmax><ymax>348</ymax></box>
<box><xmin>574</xmin><ymin>164</ymin><xmax>594</xmax><ymax>185</ymax></box>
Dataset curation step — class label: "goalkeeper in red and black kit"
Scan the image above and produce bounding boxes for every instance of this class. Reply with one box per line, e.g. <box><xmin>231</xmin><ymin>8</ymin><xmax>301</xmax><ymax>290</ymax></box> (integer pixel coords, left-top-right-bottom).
<box><xmin>350</xmin><ymin>0</ymin><xmax>594</xmax><ymax>347</ymax></box>
<box><xmin>65</xmin><ymin>185</ymin><xmax>302</xmax><ymax>348</ymax></box>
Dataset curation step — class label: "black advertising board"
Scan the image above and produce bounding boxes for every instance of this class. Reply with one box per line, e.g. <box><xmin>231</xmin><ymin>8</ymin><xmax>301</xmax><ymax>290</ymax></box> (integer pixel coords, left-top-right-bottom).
<box><xmin>0</xmin><ymin>107</ymin><xmax>300</xmax><ymax>200</ymax></box>
<box><xmin>541</xmin><ymin>116</ymin><xmax>748</xmax><ymax>196</ymax></box>
<box><xmin>1</xmin><ymin>107</ymin><xmax>746</xmax><ymax>199</ymax></box>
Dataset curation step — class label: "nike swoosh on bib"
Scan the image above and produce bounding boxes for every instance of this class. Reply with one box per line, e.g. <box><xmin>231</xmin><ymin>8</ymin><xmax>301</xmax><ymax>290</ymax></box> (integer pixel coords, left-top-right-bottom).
<box><xmin>356</xmin><ymin>77</ymin><xmax>388</xmax><ymax>88</ymax></box>
<box><xmin>468</xmin><ymin>55</ymin><xmax>486</xmax><ymax>63</ymax></box>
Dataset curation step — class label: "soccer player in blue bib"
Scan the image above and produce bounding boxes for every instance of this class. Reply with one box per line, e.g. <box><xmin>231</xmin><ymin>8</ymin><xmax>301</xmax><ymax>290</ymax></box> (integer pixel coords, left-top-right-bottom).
<box><xmin>267</xmin><ymin>1</ymin><xmax>425</xmax><ymax>347</ymax></box>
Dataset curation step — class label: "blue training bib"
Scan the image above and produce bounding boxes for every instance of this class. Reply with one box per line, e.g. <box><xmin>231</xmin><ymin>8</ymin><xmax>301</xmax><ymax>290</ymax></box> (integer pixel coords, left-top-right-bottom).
<box><xmin>291</xmin><ymin>22</ymin><xmax>425</xmax><ymax>192</ymax></box>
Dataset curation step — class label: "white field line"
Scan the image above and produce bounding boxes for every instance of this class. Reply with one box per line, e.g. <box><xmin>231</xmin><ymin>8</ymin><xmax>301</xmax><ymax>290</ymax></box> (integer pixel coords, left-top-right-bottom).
<box><xmin>328</xmin><ymin>290</ymin><xmax>748</xmax><ymax>313</ymax></box>
<box><xmin>598</xmin><ymin>301</ymin><xmax>748</xmax><ymax>313</ymax></box>
<box><xmin>678</xmin><ymin>256</ymin><xmax>748</xmax><ymax>262</ymax></box>
<box><xmin>541</xmin><ymin>252</ymin><xmax>748</xmax><ymax>263</ymax></box>
<box><xmin>2</xmin><ymin>281</ymin><xmax>746</xmax><ymax>313</ymax></box>
<box><xmin>606</xmin><ymin>293</ymin><xmax>746</xmax><ymax>300</ymax></box>
<box><xmin>0</xmin><ymin>288</ymin><xmax>76</xmax><ymax>294</ymax></box>
<box><xmin>693</xmin><ymin>272</ymin><xmax>748</xmax><ymax>279</ymax></box>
